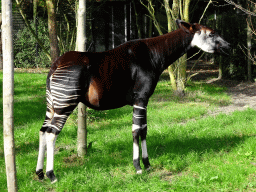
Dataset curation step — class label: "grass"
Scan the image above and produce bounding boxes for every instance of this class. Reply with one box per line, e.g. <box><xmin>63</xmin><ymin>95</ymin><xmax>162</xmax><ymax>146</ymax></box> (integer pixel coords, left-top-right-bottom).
<box><xmin>1</xmin><ymin>71</ymin><xmax>256</xmax><ymax>191</ymax></box>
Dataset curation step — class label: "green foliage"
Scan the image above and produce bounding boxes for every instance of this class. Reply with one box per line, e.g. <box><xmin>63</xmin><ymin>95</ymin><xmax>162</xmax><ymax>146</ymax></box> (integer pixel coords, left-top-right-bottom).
<box><xmin>2</xmin><ymin>72</ymin><xmax>256</xmax><ymax>191</ymax></box>
<box><xmin>14</xmin><ymin>19</ymin><xmax>51</xmax><ymax>68</ymax></box>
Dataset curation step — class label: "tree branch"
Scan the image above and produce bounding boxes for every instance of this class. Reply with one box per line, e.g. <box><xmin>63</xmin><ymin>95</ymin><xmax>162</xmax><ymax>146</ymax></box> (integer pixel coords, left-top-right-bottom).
<box><xmin>224</xmin><ymin>0</ymin><xmax>256</xmax><ymax>16</ymax></box>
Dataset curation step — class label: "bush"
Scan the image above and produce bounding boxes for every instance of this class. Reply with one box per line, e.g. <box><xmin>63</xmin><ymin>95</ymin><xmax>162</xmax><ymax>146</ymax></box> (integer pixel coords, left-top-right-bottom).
<box><xmin>14</xmin><ymin>19</ymin><xmax>51</xmax><ymax>68</ymax></box>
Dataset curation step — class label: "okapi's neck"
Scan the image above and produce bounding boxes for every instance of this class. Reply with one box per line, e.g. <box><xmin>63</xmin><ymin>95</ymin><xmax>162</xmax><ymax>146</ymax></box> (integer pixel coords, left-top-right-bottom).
<box><xmin>145</xmin><ymin>28</ymin><xmax>194</xmax><ymax>74</ymax></box>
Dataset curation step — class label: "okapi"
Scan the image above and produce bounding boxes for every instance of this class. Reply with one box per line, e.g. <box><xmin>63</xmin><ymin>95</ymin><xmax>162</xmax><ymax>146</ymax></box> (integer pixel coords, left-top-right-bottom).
<box><xmin>36</xmin><ymin>20</ymin><xmax>230</xmax><ymax>183</ymax></box>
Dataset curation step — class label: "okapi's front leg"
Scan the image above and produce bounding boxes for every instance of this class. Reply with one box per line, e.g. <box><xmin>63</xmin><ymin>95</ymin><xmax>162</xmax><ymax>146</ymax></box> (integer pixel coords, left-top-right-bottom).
<box><xmin>140</xmin><ymin>124</ymin><xmax>150</xmax><ymax>170</ymax></box>
<box><xmin>132</xmin><ymin>105</ymin><xmax>151</xmax><ymax>173</ymax></box>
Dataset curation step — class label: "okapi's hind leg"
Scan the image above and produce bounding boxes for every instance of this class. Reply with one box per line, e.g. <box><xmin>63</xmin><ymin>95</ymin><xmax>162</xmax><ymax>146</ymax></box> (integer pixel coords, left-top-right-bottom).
<box><xmin>36</xmin><ymin>131</ymin><xmax>47</xmax><ymax>180</ymax></box>
<box><xmin>45</xmin><ymin>132</ymin><xmax>58</xmax><ymax>183</ymax></box>
<box><xmin>132</xmin><ymin>105</ymin><xmax>151</xmax><ymax>174</ymax></box>
<box><xmin>36</xmin><ymin>99</ymin><xmax>54</xmax><ymax>181</ymax></box>
<box><xmin>35</xmin><ymin>129</ymin><xmax>58</xmax><ymax>183</ymax></box>
<box><xmin>36</xmin><ymin>65</ymin><xmax>84</xmax><ymax>183</ymax></box>
<box><xmin>36</xmin><ymin>111</ymin><xmax>74</xmax><ymax>183</ymax></box>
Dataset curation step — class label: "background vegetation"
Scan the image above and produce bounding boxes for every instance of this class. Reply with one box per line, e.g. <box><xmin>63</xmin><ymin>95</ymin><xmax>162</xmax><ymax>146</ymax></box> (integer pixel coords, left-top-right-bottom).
<box><xmin>9</xmin><ymin>0</ymin><xmax>256</xmax><ymax>82</ymax></box>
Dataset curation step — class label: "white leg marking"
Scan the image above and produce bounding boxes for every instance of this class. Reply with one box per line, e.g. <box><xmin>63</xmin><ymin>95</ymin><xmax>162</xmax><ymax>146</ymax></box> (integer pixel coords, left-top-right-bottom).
<box><xmin>132</xmin><ymin>124</ymin><xmax>141</xmax><ymax>132</ymax></box>
<box><xmin>36</xmin><ymin>131</ymin><xmax>46</xmax><ymax>171</ymax></box>
<box><xmin>132</xmin><ymin>124</ymin><xmax>140</xmax><ymax>161</ymax></box>
<box><xmin>46</xmin><ymin>133</ymin><xmax>58</xmax><ymax>173</ymax></box>
<box><xmin>133</xmin><ymin>105</ymin><xmax>146</xmax><ymax>110</ymax></box>
<box><xmin>133</xmin><ymin>142</ymin><xmax>140</xmax><ymax>161</ymax></box>
<box><xmin>141</xmin><ymin>139</ymin><xmax>148</xmax><ymax>159</ymax></box>
<box><xmin>141</xmin><ymin>124</ymin><xmax>148</xmax><ymax>159</ymax></box>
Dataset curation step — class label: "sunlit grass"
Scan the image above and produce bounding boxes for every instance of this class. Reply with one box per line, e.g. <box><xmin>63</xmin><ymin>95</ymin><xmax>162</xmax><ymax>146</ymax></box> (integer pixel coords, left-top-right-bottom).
<box><xmin>1</xmin><ymin>71</ymin><xmax>256</xmax><ymax>191</ymax></box>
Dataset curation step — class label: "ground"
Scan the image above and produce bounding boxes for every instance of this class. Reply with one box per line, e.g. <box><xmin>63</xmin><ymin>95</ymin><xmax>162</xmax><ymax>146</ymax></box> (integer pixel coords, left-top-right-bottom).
<box><xmin>187</xmin><ymin>60</ymin><xmax>256</xmax><ymax>116</ymax></box>
<box><xmin>208</xmin><ymin>79</ymin><xmax>256</xmax><ymax>115</ymax></box>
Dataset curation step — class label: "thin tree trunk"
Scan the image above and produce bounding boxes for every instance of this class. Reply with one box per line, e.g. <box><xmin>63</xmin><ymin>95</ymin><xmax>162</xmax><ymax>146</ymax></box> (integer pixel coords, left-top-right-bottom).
<box><xmin>247</xmin><ymin>0</ymin><xmax>253</xmax><ymax>82</ymax></box>
<box><xmin>0</xmin><ymin>15</ymin><xmax>2</xmax><ymax>70</ymax></box>
<box><xmin>34</xmin><ymin>0</ymin><xmax>39</xmax><ymax>63</ymax></box>
<box><xmin>2</xmin><ymin>0</ymin><xmax>17</xmax><ymax>191</ymax></box>
<box><xmin>165</xmin><ymin>0</ymin><xmax>178</xmax><ymax>91</ymax></box>
<box><xmin>133</xmin><ymin>0</ymin><xmax>142</xmax><ymax>39</ymax></box>
<box><xmin>76</xmin><ymin>0</ymin><xmax>87</xmax><ymax>157</ymax></box>
<box><xmin>176</xmin><ymin>0</ymin><xmax>190</xmax><ymax>97</ymax></box>
<box><xmin>46</xmin><ymin>0</ymin><xmax>60</xmax><ymax>62</ymax></box>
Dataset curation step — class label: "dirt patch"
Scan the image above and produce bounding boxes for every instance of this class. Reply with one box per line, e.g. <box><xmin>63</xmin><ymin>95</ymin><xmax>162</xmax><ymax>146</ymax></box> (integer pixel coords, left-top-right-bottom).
<box><xmin>207</xmin><ymin>78</ymin><xmax>256</xmax><ymax>116</ymax></box>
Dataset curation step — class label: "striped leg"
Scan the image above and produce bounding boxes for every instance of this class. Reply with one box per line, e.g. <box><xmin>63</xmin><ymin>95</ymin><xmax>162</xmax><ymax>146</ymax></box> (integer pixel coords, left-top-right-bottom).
<box><xmin>132</xmin><ymin>105</ymin><xmax>150</xmax><ymax>173</ymax></box>
<box><xmin>36</xmin><ymin>67</ymin><xmax>81</xmax><ymax>183</ymax></box>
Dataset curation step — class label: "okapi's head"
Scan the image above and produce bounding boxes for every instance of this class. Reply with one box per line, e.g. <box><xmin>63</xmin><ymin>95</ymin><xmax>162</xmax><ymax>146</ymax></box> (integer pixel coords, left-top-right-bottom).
<box><xmin>176</xmin><ymin>19</ymin><xmax>230</xmax><ymax>54</ymax></box>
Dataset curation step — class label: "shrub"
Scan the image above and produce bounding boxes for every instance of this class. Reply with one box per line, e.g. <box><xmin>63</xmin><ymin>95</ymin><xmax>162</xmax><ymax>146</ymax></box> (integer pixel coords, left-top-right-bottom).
<box><xmin>14</xmin><ymin>19</ymin><xmax>51</xmax><ymax>68</ymax></box>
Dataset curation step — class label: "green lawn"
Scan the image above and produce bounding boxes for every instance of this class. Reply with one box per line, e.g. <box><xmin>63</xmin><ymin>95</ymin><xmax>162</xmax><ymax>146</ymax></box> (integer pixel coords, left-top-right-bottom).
<box><xmin>1</xmin><ymin>71</ymin><xmax>256</xmax><ymax>191</ymax></box>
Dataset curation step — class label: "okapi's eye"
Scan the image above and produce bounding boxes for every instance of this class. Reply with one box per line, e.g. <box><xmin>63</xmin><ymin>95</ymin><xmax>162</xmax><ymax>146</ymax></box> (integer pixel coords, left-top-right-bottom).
<box><xmin>209</xmin><ymin>33</ymin><xmax>214</xmax><ymax>38</ymax></box>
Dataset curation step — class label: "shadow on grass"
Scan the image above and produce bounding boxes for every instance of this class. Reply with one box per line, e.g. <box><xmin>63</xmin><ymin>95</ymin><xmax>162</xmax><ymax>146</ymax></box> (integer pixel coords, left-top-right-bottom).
<box><xmin>147</xmin><ymin>133</ymin><xmax>248</xmax><ymax>171</ymax></box>
<box><xmin>57</xmin><ymin>124</ymin><xmax>251</xmax><ymax>178</ymax></box>
<box><xmin>13</xmin><ymin>99</ymin><xmax>46</xmax><ymax>127</ymax></box>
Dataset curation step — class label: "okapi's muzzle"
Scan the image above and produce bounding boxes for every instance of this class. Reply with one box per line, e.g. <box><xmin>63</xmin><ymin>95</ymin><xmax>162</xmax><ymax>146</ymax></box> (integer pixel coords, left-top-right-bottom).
<box><xmin>215</xmin><ymin>36</ymin><xmax>230</xmax><ymax>55</ymax></box>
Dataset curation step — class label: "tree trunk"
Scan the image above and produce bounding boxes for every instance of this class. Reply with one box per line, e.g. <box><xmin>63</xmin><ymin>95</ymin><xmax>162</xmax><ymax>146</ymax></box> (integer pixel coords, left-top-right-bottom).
<box><xmin>0</xmin><ymin>14</ymin><xmax>2</xmax><ymax>70</ymax></box>
<box><xmin>34</xmin><ymin>0</ymin><xmax>39</xmax><ymax>63</ymax></box>
<box><xmin>2</xmin><ymin>0</ymin><xmax>18</xmax><ymax>191</ymax></box>
<box><xmin>76</xmin><ymin>0</ymin><xmax>87</xmax><ymax>157</ymax></box>
<box><xmin>247</xmin><ymin>0</ymin><xmax>253</xmax><ymax>82</ymax></box>
<box><xmin>166</xmin><ymin>0</ymin><xmax>179</xmax><ymax>91</ymax></box>
<box><xmin>175</xmin><ymin>0</ymin><xmax>190</xmax><ymax>97</ymax></box>
<box><xmin>133</xmin><ymin>0</ymin><xmax>142</xmax><ymax>39</ymax></box>
<box><xmin>46</xmin><ymin>0</ymin><xmax>59</xmax><ymax>62</ymax></box>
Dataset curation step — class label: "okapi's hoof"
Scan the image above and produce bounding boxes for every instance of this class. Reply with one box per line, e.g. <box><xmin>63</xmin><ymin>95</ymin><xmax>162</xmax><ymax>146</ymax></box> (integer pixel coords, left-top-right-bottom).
<box><xmin>36</xmin><ymin>169</ymin><xmax>44</xmax><ymax>180</ymax></box>
<box><xmin>46</xmin><ymin>170</ymin><xmax>58</xmax><ymax>184</ymax></box>
<box><xmin>145</xmin><ymin>166</ymin><xmax>151</xmax><ymax>172</ymax></box>
<box><xmin>136</xmin><ymin>170</ymin><xmax>143</xmax><ymax>174</ymax></box>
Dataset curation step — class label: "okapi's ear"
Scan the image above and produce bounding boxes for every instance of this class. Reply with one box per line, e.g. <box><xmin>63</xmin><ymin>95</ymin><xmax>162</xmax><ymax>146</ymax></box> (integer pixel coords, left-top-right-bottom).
<box><xmin>191</xmin><ymin>23</ymin><xmax>202</xmax><ymax>34</ymax></box>
<box><xmin>176</xmin><ymin>19</ymin><xmax>192</xmax><ymax>33</ymax></box>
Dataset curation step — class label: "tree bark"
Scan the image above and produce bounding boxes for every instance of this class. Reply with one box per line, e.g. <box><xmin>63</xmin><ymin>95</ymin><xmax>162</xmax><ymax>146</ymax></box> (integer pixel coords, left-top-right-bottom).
<box><xmin>0</xmin><ymin>14</ymin><xmax>2</xmax><ymax>70</ymax></box>
<box><xmin>2</xmin><ymin>0</ymin><xmax>18</xmax><ymax>191</ymax></box>
<box><xmin>34</xmin><ymin>0</ymin><xmax>39</xmax><ymax>62</ymax></box>
<box><xmin>165</xmin><ymin>0</ymin><xmax>178</xmax><ymax>91</ymax></box>
<box><xmin>176</xmin><ymin>0</ymin><xmax>190</xmax><ymax>97</ymax></box>
<box><xmin>46</xmin><ymin>0</ymin><xmax>60</xmax><ymax>62</ymax></box>
<box><xmin>247</xmin><ymin>0</ymin><xmax>253</xmax><ymax>82</ymax></box>
<box><xmin>76</xmin><ymin>0</ymin><xmax>87</xmax><ymax>157</ymax></box>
